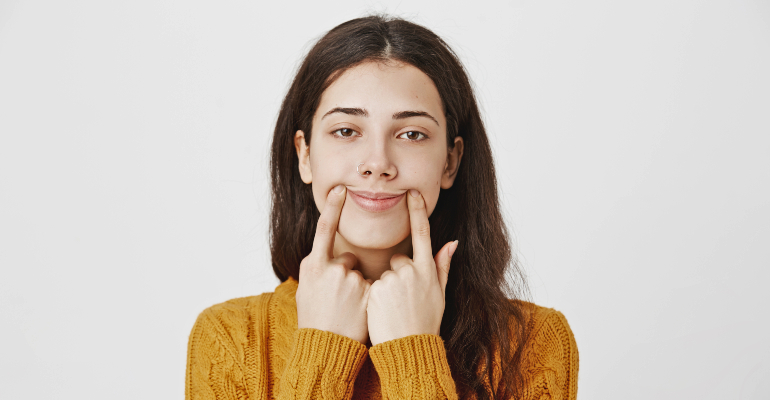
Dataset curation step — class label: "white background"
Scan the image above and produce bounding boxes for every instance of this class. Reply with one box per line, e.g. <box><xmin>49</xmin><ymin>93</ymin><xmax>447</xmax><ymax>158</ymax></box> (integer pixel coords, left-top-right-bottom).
<box><xmin>1</xmin><ymin>0</ymin><xmax>768</xmax><ymax>398</ymax></box>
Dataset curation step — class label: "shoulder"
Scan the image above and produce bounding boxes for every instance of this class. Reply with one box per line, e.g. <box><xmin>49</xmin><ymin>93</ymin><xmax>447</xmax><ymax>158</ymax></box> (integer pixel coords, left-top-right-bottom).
<box><xmin>189</xmin><ymin>294</ymin><xmax>273</xmax><ymax>351</ymax></box>
<box><xmin>514</xmin><ymin>300</ymin><xmax>578</xmax><ymax>359</ymax></box>
<box><xmin>185</xmin><ymin>290</ymin><xmax>282</xmax><ymax>398</ymax></box>
<box><xmin>189</xmin><ymin>277</ymin><xmax>296</xmax><ymax>344</ymax></box>
<box><xmin>198</xmin><ymin>294</ymin><xmax>273</xmax><ymax>321</ymax></box>
<box><xmin>521</xmin><ymin>302</ymin><xmax>576</xmax><ymax>341</ymax></box>
<box><xmin>511</xmin><ymin>301</ymin><xmax>579</xmax><ymax>399</ymax></box>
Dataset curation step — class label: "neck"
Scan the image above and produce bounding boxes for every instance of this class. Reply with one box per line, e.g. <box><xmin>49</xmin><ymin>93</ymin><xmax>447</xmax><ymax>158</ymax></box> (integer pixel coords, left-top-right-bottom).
<box><xmin>332</xmin><ymin>232</ymin><xmax>413</xmax><ymax>281</ymax></box>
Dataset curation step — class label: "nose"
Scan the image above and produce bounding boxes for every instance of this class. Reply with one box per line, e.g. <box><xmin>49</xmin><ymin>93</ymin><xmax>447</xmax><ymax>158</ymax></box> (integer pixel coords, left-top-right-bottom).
<box><xmin>357</xmin><ymin>140</ymin><xmax>397</xmax><ymax>179</ymax></box>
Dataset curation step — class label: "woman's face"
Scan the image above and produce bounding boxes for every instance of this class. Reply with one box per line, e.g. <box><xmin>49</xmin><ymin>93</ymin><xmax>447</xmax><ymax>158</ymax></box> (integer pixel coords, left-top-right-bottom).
<box><xmin>295</xmin><ymin>61</ymin><xmax>463</xmax><ymax>250</ymax></box>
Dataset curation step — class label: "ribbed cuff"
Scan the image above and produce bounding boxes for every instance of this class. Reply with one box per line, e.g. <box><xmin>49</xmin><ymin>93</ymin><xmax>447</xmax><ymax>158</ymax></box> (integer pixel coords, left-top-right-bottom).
<box><xmin>289</xmin><ymin>328</ymin><xmax>367</xmax><ymax>384</ymax></box>
<box><xmin>369</xmin><ymin>334</ymin><xmax>457</xmax><ymax>398</ymax></box>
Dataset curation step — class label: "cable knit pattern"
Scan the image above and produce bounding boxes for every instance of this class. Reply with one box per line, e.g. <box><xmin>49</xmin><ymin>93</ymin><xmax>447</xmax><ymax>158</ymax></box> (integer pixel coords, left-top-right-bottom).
<box><xmin>185</xmin><ymin>277</ymin><xmax>578</xmax><ymax>400</ymax></box>
<box><xmin>369</xmin><ymin>334</ymin><xmax>457</xmax><ymax>399</ymax></box>
<box><xmin>516</xmin><ymin>309</ymin><xmax>579</xmax><ymax>400</ymax></box>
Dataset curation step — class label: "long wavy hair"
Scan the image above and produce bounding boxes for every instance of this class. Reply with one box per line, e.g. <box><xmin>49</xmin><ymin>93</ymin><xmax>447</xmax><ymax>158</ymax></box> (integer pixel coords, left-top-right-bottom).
<box><xmin>269</xmin><ymin>15</ymin><xmax>532</xmax><ymax>399</ymax></box>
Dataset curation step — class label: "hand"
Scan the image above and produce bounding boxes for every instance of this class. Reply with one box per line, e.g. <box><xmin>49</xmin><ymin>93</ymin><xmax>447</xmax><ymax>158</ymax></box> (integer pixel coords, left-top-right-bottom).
<box><xmin>366</xmin><ymin>189</ymin><xmax>459</xmax><ymax>345</ymax></box>
<box><xmin>296</xmin><ymin>185</ymin><xmax>373</xmax><ymax>345</ymax></box>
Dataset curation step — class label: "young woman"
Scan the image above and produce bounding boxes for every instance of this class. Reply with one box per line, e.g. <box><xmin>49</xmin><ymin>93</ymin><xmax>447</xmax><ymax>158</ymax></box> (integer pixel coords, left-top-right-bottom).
<box><xmin>186</xmin><ymin>15</ymin><xmax>578</xmax><ymax>400</ymax></box>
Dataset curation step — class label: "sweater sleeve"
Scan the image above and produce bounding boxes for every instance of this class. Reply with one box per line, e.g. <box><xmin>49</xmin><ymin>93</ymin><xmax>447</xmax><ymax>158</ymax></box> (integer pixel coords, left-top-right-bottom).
<box><xmin>185</xmin><ymin>302</ymin><xmax>251</xmax><ymax>400</ymax></box>
<box><xmin>186</xmin><ymin>296</ymin><xmax>370</xmax><ymax>400</ymax></box>
<box><xmin>517</xmin><ymin>310</ymin><xmax>579</xmax><ymax>400</ymax></box>
<box><xmin>275</xmin><ymin>328</ymin><xmax>369</xmax><ymax>399</ymax></box>
<box><xmin>369</xmin><ymin>334</ymin><xmax>458</xmax><ymax>400</ymax></box>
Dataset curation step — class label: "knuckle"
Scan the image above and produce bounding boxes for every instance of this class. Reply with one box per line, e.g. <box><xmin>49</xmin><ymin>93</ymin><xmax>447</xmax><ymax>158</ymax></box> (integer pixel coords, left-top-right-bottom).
<box><xmin>398</xmin><ymin>265</ymin><xmax>415</xmax><ymax>278</ymax></box>
<box><xmin>348</xmin><ymin>269</ymin><xmax>361</xmax><ymax>278</ymax></box>
<box><xmin>299</xmin><ymin>257</ymin><xmax>316</xmax><ymax>275</ymax></box>
<box><xmin>347</xmin><ymin>270</ymin><xmax>363</xmax><ymax>284</ymax></box>
<box><xmin>415</xmin><ymin>223</ymin><xmax>431</xmax><ymax>237</ymax></box>
<box><xmin>339</xmin><ymin>252</ymin><xmax>356</xmax><ymax>265</ymax></box>
<box><xmin>303</xmin><ymin>253</ymin><xmax>318</xmax><ymax>266</ymax></box>
<box><xmin>327</xmin><ymin>263</ymin><xmax>346</xmax><ymax>277</ymax></box>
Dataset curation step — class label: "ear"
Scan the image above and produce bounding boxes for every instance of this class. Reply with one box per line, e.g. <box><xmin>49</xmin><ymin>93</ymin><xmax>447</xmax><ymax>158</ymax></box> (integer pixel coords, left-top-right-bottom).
<box><xmin>294</xmin><ymin>130</ymin><xmax>313</xmax><ymax>184</ymax></box>
<box><xmin>440</xmin><ymin>136</ymin><xmax>464</xmax><ymax>189</ymax></box>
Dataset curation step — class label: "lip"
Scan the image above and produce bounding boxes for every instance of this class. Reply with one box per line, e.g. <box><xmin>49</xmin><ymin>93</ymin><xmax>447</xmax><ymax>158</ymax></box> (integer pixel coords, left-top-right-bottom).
<box><xmin>348</xmin><ymin>189</ymin><xmax>406</xmax><ymax>213</ymax></box>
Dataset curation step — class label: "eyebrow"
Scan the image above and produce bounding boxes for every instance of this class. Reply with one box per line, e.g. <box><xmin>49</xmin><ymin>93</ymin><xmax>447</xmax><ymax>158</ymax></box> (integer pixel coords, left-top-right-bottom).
<box><xmin>321</xmin><ymin>107</ymin><xmax>440</xmax><ymax>126</ymax></box>
<box><xmin>392</xmin><ymin>110</ymin><xmax>439</xmax><ymax>126</ymax></box>
<box><xmin>322</xmin><ymin>107</ymin><xmax>368</xmax><ymax>119</ymax></box>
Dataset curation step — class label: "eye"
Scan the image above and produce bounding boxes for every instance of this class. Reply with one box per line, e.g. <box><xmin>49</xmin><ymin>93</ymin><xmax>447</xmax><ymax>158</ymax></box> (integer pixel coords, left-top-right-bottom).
<box><xmin>331</xmin><ymin>127</ymin><xmax>359</xmax><ymax>138</ymax></box>
<box><xmin>398</xmin><ymin>131</ymin><xmax>427</xmax><ymax>141</ymax></box>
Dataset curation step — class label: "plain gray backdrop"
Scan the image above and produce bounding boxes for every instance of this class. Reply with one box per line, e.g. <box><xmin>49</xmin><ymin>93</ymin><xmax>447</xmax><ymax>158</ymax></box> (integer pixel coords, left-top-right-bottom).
<box><xmin>1</xmin><ymin>0</ymin><xmax>768</xmax><ymax>398</ymax></box>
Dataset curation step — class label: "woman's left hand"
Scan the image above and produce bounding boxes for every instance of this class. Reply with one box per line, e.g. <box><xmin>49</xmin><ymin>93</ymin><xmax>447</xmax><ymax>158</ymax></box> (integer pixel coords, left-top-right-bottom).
<box><xmin>367</xmin><ymin>189</ymin><xmax>459</xmax><ymax>346</ymax></box>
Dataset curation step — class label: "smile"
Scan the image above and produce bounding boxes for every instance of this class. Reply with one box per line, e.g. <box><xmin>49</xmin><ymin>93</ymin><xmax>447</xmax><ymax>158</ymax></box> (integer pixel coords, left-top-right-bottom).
<box><xmin>348</xmin><ymin>190</ymin><xmax>406</xmax><ymax>213</ymax></box>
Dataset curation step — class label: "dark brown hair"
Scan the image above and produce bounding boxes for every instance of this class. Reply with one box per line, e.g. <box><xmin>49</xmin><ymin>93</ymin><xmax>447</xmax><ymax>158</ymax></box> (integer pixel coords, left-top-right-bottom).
<box><xmin>269</xmin><ymin>14</ymin><xmax>532</xmax><ymax>399</ymax></box>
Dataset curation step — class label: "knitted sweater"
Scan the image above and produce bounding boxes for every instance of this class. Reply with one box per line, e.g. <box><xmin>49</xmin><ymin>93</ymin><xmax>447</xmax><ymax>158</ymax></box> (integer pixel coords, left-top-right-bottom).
<box><xmin>185</xmin><ymin>277</ymin><xmax>578</xmax><ymax>399</ymax></box>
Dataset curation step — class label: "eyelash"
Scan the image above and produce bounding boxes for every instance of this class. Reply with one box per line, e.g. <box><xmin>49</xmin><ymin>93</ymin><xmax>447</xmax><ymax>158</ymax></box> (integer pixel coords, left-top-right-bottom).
<box><xmin>330</xmin><ymin>128</ymin><xmax>428</xmax><ymax>141</ymax></box>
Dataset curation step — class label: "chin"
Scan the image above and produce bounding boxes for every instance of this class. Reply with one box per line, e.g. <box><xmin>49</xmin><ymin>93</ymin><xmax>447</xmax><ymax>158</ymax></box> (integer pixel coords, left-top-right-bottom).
<box><xmin>338</xmin><ymin>218</ymin><xmax>410</xmax><ymax>250</ymax></box>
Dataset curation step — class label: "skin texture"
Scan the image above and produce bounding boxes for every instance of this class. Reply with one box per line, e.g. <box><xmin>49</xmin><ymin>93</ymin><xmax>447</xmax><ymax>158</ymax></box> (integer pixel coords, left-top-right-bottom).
<box><xmin>294</xmin><ymin>61</ymin><xmax>464</xmax><ymax>345</ymax></box>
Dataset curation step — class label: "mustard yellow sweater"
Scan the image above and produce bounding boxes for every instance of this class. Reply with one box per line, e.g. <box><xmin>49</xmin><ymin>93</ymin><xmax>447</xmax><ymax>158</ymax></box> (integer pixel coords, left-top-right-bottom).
<box><xmin>186</xmin><ymin>277</ymin><xmax>578</xmax><ymax>399</ymax></box>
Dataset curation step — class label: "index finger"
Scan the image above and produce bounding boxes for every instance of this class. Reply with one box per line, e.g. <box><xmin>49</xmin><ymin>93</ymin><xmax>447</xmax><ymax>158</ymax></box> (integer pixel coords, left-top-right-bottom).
<box><xmin>407</xmin><ymin>189</ymin><xmax>433</xmax><ymax>265</ymax></box>
<box><xmin>311</xmin><ymin>185</ymin><xmax>346</xmax><ymax>259</ymax></box>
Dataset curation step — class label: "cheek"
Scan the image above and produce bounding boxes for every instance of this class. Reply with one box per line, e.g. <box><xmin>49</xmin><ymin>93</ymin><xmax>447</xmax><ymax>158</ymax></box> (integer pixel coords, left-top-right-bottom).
<box><xmin>402</xmin><ymin>158</ymin><xmax>445</xmax><ymax>216</ymax></box>
<box><xmin>309</xmin><ymin>147</ymin><xmax>352</xmax><ymax>212</ymax></box>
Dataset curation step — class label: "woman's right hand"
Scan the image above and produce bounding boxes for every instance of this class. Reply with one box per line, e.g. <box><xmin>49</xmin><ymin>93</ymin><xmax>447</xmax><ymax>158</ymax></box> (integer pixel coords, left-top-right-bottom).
<box><xmin>296</xmin><ymin>185</ymin><xmax>372</xmax><ymax>345</ymax></box>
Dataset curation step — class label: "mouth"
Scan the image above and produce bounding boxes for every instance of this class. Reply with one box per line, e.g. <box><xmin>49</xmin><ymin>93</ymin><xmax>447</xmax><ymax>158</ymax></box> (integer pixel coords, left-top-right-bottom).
<box><xmin>348</xmin><ymin>189</ymin><xmax>406</xmax><ymax>213</ymax></box>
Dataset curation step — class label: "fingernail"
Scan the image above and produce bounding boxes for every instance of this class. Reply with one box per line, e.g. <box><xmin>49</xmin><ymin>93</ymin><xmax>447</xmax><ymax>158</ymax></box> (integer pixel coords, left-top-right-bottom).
<box><xmin>449</xmin><ymin>240</ymin><xmax>459</xmax><ymax>258</ymax></box>
<box><xmin>409</xmin><ymin>189</ymin><xmax>419</xmax><ymax>198</ymax></box>
<box><xmin>334</xmin><ymin>185</ymin><xmax>344</xmax><ymax>194</ymax></box>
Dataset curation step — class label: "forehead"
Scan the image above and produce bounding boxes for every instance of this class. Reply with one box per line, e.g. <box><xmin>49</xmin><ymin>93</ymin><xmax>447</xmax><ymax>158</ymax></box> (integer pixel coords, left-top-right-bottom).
<box><xmin>315</xmin><ymin>61</ymin><xmax>445</xmax><ymax>123</ymax></box>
